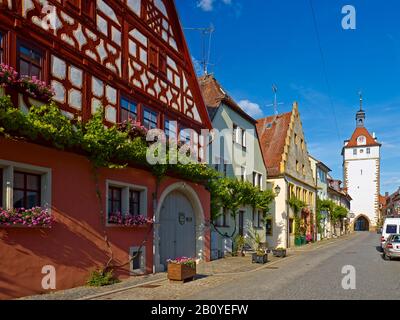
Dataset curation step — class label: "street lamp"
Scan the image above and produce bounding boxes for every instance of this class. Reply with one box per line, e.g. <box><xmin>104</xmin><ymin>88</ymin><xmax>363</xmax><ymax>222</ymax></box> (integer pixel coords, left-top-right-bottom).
<box><xmin>274</xmin><ymin>184</ymin><xmax>281</xmax><ymax>196</ymax></box>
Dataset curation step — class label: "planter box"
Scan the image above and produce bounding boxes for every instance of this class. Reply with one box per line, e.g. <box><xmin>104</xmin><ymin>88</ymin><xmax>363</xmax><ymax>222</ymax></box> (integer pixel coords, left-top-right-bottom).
<box><xmin>167</xmin><ymin>263</ymin><xmax>196</xmax><ymax>282</ymax></box>
<box><xmin>272</xmin><ymin>249</ymin><xmax>287</xmax><ymax>258</ymax></box>
<box><xmin>251</xmin><ymin>253</ymin><xmax>268</xmax><ymax>264</ymax></box>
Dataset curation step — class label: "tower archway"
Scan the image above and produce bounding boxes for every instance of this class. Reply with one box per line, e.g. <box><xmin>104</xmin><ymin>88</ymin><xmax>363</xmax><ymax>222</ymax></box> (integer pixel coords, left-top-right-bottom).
<box><xmin>353</xmin><ymin>215</ymin><xmax>370</xmax><ymax>231</ymax></box>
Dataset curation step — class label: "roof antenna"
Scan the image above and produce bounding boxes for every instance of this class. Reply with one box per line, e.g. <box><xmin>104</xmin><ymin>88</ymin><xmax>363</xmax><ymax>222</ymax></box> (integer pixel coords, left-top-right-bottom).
<box><xmin>184</xmin><ymin>24</ymin><xmax>215</xmax><ymax>75</ymax></box>
<box><xmin>358</xmin><ymin>90</ymin><xmax>363</xmax><ymax>111</ymax></box>
<box><xmin>266</xmin><ymin>84</ymin><xmax>284</xmax><ymax>116</ymax></box>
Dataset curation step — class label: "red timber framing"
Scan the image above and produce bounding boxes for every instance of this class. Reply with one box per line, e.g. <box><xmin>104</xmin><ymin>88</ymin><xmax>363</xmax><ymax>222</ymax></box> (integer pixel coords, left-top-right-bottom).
<box><xmin>0</xmin><ymin>0</ymin><xmax>211</xmax><ymax>146</ymax></box>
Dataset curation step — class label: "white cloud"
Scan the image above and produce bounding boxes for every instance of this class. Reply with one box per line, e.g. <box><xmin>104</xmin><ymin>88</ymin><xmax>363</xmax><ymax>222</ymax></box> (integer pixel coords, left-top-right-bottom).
<box><xmin>197</xmin><ymin>0</ymin><xmax>232</xmax><ymax>12</ymax></box>
<box><xmin>238</xmin><ymin>100</ymin><xmax>263</xmax><ymax>118</ymax></box>
<box><xmin>197</xmin><ymin>0</ymin><xmax>214</xmax><ymax>11</ymax></box>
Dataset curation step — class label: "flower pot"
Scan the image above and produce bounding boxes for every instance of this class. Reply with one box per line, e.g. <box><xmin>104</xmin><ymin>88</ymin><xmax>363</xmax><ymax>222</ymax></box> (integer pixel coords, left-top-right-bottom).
<box><xmin>167</xmin><ymin>263</ymin><xmax>196</xmax><ymax>282</ymax></box>
<box><xmin>272</xmin><ymin>249</ymin><xmax>287</xmax><ymax>258</ymax></box>
<box><xmin>251</xmin><ymin>253</ymin><xmax>268</xmax><ymax>264</ymax></box>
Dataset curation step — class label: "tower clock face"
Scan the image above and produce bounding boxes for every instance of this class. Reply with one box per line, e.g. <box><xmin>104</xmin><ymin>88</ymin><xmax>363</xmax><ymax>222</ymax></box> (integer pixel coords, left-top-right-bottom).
<box><xmin>357</xmin><ymin>135</ymin><xmax>366</xmax><ymax>146</ymax></box>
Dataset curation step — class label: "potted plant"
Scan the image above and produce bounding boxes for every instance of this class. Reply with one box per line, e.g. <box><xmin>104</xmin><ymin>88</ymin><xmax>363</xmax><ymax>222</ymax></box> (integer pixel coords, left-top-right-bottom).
<box><xmin>234</xmin><ymin>234</ymin><xmax>246</xmax><ymax>257</ymax></box>
<box><xmin>167</xmin><ymin>257</ymin><xmax>196</xmax><ymax>282</ymax></box>
<box><xmin>272</xmin><ymin>247</ymin><xmax>287</xmax><ymax>258</ymax></box>
<box><xmin>252</xmin><ymin>249</ymin><xmax>268</xmax><ymax>264</ymax></box>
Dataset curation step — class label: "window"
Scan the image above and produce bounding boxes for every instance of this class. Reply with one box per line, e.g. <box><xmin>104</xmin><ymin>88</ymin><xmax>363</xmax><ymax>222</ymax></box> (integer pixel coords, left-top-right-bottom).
<box><xmin>386</xmin><ymin>224</ymin><xmax>397</xmax><ymax>234</ymax></box>
<box><xmin>318</xmin><ymin>168</ymin><xmax>326</xmax><ymax>183</ymax></box>
<box><xmin>143</xmin><ymin>108</ymin><xmax>158</xmax><ymax>129</ymax></box>
<box><xmin>13</xmin><ymin>171</ymin><xmax>41</xmax><ymax>209</ymax></box>
<box><xmin>18</xmin><ymin>44</ymin><xmax>43</xmax><ymax>79</ymax></box>
<box><xmin>216</xmin><ymin>209</ymin><xmax>229</xmax><ymax>227</ymax></box>
<box><xmin>180</xmin><ymin>128</ymin><xmax>191</xmax><ymax>144</ymax></box>
<box><xmin>252</xmin><ymin>172</ymin><xmax>263</xmax><ymax>189</ymax></box>
<box><xmin>302</xmin><ymin>164</ymin><xmax>305</xmax><ymax>175</ymax></box>
<box><xmin>164</xmin><ymin>119</ymin><xmax>177</xmax><ymax>141</ymax></box>
<box><xmin>296</xmin><ymin>160</ymin><xmax>299</xmax><ymax>172</ymax></box>
<box><xmin>106</xmin><ymin>180</ymin><xmax>147</xmax><ymax>222</ymax></box>
<box><xmin>294</xmin><ymin>133</ymin><xmax>297</xmax><ymax>144</ymax></box>
<box><xmin>108</xmin><ymin>187</ymin><xmax>122</xmax><ymax>215</ymax></box>
<box><xmin>0</xmin><ymin>33</ymin><xmax>4</xmax><ymax>63</ymax></box>
<box><xmin>266</xmin><ymin>218</ymin><xmax>272</xmax><ymax>236</ymax></box>
<box><xmin>367</xmin><ymin>148</ymin><xmax>371</xmax><ymax>154</ymax></box>
<box><xmin>120</xmin><ymin>97</ymin><xmax>138</xmax><ymax>122</ymax></box>
<box><xmin>233</xmin><ymin>124</ymin><xmax>246</xmax><ymax>148</ymax></box>
<box><xmin>223</xmin><ymin>163</ymin><xmax>227</xmax><ymax>177</ymax></box>
<box><xmin>129</xmin><ymin>190</ymin><xmax>140</xmax><ymax>216</ymax></box>
<box><xmin>253</xmin><ymin>210</ymin><xmax>262</xmax><ymax>228</ymax></box>
<box><xmin>353</xmin><ymin>149</ymin><xmax>357</xmax><ymax>155</ymax></box>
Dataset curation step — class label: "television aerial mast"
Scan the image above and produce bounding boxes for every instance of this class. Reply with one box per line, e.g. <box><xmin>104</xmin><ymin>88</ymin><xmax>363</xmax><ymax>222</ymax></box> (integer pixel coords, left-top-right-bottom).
<box><xmin>184</xmin><ymin>24</ymin><xmax>215</xmax><ymax>75</ymax></box>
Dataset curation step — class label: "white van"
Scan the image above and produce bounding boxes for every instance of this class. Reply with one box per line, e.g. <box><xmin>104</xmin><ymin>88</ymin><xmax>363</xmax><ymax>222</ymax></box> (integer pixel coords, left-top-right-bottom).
<box><xmin>381</xmin><ymin>217</ymin><xmax>400</xmax><ymax>248</ymax></box>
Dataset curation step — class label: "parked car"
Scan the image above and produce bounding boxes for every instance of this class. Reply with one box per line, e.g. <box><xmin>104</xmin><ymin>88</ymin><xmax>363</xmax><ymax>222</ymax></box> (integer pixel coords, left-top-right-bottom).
<box><xmin>381</xmin><ymin>217</ymin><xmax>400</xmax><ymax>248</ymax></box>
<box><xmin>383</xmin><ymin>234</ymin><xmax>400</xmax><ymax>260</ymax></box>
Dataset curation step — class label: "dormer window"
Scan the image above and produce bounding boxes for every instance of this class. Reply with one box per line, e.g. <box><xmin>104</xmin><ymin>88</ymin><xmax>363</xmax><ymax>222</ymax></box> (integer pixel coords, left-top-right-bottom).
<box><xmin>357</xmin><ymin>135</ymin><xmax>366</xmax><ymax>146</ymax></box>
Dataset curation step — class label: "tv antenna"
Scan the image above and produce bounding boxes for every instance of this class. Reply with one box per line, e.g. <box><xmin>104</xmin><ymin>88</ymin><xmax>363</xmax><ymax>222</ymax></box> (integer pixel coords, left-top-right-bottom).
<box><xmin>184</xmin><ymin>24</ymin><xmax>215</xmax><ymax>75</ymax></box>
<box><xmin>266</xmin><ymin>84</ymin><xmax>284</xmax><ymax>115</ymax></box>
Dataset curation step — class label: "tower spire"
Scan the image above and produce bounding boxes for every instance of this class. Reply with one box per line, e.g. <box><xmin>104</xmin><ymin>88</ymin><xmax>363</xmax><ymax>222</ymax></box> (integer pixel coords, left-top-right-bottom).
<box><xmin>356</xmin><ymin>91</ymin><xmax>365</xmax><ymax>127</ymax></box>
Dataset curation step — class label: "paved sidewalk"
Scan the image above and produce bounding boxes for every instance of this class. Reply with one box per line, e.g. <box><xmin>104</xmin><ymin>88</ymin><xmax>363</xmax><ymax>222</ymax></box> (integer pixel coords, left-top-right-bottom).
<box><xmin>20</xmin><ymin>233</ymin><xmax>356</xmax><ymax>300</ymax></box>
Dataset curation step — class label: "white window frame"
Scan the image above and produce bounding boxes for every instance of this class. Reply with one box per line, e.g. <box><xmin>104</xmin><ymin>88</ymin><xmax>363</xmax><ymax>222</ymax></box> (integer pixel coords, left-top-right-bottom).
<box><xmin>0</xmin><ymin>159</ymin><xmax>51</xmax><ymax>211</ymax></box>
<box><xmin>105</xmin><ymin>180</ymin><xmax>147</xmax><ymax>226</ymax></box>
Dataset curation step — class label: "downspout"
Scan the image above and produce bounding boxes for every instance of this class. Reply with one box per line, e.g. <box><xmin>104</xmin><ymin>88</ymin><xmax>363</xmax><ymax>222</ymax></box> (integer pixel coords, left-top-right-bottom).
<box><xmin>283</xmin><ymin>176</ymin><xmax>290</xmax><ymax>249</ymax></box>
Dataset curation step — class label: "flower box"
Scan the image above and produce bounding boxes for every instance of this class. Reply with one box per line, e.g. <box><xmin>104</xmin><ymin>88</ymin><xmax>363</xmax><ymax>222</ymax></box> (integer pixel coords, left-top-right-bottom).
<box><xmin>0</xmin><ymin>207</ymin><xmax>53</xmax><ymax>228</ymax></box>
<box><xmin>107</xmin><ymin>213</ymin><xmax>153</xmax><ymax>227</ymax></box>
<box><xmin>251</xmin><ymin>253</ymin><xmax>268</xmax><ymax>264</ymax></box>
<box><xmin>167</xmin><ymin>263</ymin><xmax>196</xmax><ymax>282</ymax></box>
<box><xmin>167</xmin><ymin>257</ymin><xmax>196</xmax><ymax>282</ymax></box>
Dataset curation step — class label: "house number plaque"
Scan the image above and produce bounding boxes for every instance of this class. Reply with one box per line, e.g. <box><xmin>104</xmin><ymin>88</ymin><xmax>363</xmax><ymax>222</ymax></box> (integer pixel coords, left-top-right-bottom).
<box><xmin>178</xmin><ymin>212</ymin><xmax>186</xmax><ymax>225</ymax></box>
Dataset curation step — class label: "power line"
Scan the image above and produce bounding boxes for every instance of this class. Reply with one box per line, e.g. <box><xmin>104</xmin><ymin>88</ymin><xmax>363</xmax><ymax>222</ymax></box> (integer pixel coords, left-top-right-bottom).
<box><xmin>309</xmin><ymin>0</ymin><xmax>342</xmax><ymax>143</ymax></box>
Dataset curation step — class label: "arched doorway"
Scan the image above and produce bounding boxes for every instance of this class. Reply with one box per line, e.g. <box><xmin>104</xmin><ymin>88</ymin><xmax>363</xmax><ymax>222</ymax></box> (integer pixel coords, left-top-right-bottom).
<box><xmin>154</xmin><ymin>182</ymin><xmax>206</xmax><ymax>272</ymax></box>
<box><xmin>159</xmin><ymin>191</ymin><xmax>196</xmax><ymax>268</ymax></box>
<box><xmin>354</xmin><ymin>215</ymin><xmax>370</xmax><ymax>231</ymax></box>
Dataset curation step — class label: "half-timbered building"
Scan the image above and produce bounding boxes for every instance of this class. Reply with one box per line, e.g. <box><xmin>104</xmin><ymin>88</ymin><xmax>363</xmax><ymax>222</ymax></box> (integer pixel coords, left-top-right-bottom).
<box><xmin>0</xmin><ymin>0</ymin><xmax>212</xmax><ymax>298</ymax></box>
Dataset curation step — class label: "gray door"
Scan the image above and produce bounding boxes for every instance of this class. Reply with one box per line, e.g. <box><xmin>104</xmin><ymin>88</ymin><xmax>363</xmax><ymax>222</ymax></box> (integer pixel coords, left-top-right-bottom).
<box><xmin>159</xmin><ymin>191</ymin><xmax>196</xmax><ymax>270</ymax></box>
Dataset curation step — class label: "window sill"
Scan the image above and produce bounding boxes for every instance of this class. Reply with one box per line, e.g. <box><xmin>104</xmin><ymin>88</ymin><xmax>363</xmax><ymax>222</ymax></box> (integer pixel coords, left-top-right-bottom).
<box><xmin>0</xmin><ymin>224</ymin><xmax>53</xmax><ymax>229</ymax></box>
<box><xmin>106</xmin><ymin>222</ymin><xmax>152</xmax><ymax>228</ymax></box>
<box><xmin>214</xmin><ymin>225</ymin><xmax>230</xmax><ymax>228</ymax></box>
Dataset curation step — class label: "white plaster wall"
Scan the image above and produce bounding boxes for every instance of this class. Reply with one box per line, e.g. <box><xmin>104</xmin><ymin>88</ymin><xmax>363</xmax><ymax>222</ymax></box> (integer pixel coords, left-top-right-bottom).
<box><xmin>345</xmin><ymin>158</ymin><xmax>378</xmax><ymax>226</ymax></box>
<box><xmin>344</xmin><ymin>146</ymin><xmax>379</xmax><ymax>160</ymax></box>
<box><xmin>266</xmin><ymin>178</ymin><xmax>288</xmax><ymax>248</ymax></box>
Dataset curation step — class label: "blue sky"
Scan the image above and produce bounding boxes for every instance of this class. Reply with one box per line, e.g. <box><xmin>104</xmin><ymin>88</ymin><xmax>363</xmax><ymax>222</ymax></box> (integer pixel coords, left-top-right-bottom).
<box><xmin>175</xmin><ymin>0</ymin><xmax>400</xmax><ymax>194</ymax></box>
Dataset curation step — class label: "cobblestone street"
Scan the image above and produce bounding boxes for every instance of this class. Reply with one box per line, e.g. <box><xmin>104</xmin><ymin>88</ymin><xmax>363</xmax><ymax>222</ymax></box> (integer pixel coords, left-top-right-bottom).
<box><xmin>23</xmin><ymin>232</ymin><xmax>390</xmax><ymax>300</ymax></box>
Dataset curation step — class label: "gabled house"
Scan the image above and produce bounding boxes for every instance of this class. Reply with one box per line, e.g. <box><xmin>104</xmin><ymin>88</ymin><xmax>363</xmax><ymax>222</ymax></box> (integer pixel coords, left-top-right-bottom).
<box><xmin>256</xmin><ymin>102</ymin><xmax>317</xmax><ymax>248</ymax></box>
<box><xmin>309</xmin><ymin>155</ymin><xmax>331</xmax><ymax>239</ymax></box>
<box><xmin>0</xmin><ymin>0</ymin><xmax>213</xmax><ymax>298</ymax></box>
<box><xmin>199</xmin><ymin>74</ymin><xmax>267</xmax><ymax>258</ymax></box>
<box><xmin>327</xmin><ymin>177</ymin><xmax>352</xmax><ymax>235</ymax></box>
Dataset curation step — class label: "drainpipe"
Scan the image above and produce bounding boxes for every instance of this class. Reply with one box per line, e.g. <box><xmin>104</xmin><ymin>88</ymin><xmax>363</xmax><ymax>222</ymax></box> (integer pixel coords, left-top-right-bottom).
<box><xmin>283</xmin><ymin>176</ymin><xmax>290</xmax><ymax>249</ymax></box>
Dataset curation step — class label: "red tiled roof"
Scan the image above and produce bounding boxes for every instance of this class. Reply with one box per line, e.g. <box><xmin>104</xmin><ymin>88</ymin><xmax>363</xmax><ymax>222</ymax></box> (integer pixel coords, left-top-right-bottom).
<box><xmin>345</xmin><ymin>127</ymin><xmax>381</xmax><ymax>148</ymax></box>
<box><xmin>256</xmin><ymin>112</ymin><xmax>292</xmax><ymax>177</ymax></box>
<box><xmin>198</xmin><ymin>74</ymin><xmax>256</xmax><ymax>123</ymax></box>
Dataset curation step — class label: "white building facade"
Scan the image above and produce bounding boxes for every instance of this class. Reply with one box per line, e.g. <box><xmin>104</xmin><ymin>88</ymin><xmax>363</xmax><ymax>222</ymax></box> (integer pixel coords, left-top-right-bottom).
<box><xmin>342</xmin><ymin>101</ymin><xmax>381</xmax><ymax>231</ymax></box>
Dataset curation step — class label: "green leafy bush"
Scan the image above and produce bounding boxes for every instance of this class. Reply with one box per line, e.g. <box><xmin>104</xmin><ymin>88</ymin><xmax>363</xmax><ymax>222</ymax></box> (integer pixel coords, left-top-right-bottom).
<box><xmin>86</xmin><ymin>269</ymin><xmax>120</xmax><ymax>287</ymax></box>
